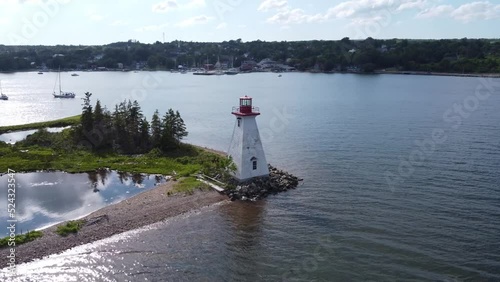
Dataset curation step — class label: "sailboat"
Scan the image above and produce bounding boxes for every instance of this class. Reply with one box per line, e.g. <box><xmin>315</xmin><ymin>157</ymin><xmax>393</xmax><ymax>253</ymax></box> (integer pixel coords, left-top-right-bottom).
<box><xmin>53</xmin><ymin>67</ymin><xmax>75</xmax><ymax>98</ymax></box>
<box><xmin>0</xmin><ymin>80</ymin><xmax>8</xmax><ymax>100</ymax></box>
<box><xmin>224</xmin><ymin>56</ymin><xmax>239</xmax><ymax>75</ymax></box>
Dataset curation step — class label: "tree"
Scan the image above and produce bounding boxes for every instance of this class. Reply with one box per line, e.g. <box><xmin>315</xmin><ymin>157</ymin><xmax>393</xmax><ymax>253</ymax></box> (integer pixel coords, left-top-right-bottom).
<box><xmin>93</xmin><ymin>100</ymin><xmax>104</xmax><ymax>126</ymax></box>
<box><xmin>81</xmin><ymin>92</ymin><xmax>93</xmax><ymax>133</ymax></box>
<box><xmin>150</xmin><ymin>110</ymin><xmax>162</xmax><ymax>148</ymax></box>
<box><xmin>160</xmin><ymin>108</ymin><xmax>188</xmax><ymax>151</ymax></box>
<box><xmin>139</xmin><ymin>118</ymin><xmax>150</xmax><ymax>152</ymax></box>
<box><xmin>160</xmin><ymin>109</ymin><xmax>176</xmax><ymax>151</ymax></box>
<box><xmin>172</xmin><ymin>110</ymin><xmax>188</xmax><ymax>143</ymax></box>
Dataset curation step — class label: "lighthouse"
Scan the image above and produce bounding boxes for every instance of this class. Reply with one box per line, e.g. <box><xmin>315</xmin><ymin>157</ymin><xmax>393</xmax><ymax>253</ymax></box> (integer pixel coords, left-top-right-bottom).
<box><xmin>227</xmin><ymin>96</ymin><xmax>269</xmax><ymax>181</ymax></box>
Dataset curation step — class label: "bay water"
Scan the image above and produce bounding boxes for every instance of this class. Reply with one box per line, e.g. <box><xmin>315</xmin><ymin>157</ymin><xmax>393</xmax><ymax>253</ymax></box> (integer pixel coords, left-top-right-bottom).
<box><xmin>0</xmin><ymin>71</ymin><xmax>499</xmax><ymax>281</ymax></box>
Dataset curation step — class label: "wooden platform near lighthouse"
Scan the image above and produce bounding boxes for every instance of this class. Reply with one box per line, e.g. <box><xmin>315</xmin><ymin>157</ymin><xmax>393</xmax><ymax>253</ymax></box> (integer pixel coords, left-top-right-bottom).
<box><xmin>197</xmin><ymin>174</ymin><xmax>226</xmax><ymax>192</ymax></box>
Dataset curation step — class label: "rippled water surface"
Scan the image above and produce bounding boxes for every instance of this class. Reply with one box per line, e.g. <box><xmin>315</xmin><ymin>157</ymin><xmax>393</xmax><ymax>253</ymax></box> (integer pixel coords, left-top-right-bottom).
<box><xmin>0</xmin><ymin>72</ymin><xmax>499</xmax><ymax>281</ymax></box>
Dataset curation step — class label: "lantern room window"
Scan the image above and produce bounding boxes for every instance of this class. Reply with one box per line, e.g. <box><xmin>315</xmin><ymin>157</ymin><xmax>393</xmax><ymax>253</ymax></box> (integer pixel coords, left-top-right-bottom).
<box><xmin>241</xmin><ymin>99</ymin><xmax>252</xmax><ymax>106</ymax></box>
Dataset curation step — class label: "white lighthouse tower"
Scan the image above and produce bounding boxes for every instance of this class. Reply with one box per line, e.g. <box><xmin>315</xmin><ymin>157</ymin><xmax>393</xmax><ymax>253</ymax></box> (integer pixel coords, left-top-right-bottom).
<box><xmin>227</xmin><ymin>96</ymin><xmax>269</xmax><ymax>181</ymax></box>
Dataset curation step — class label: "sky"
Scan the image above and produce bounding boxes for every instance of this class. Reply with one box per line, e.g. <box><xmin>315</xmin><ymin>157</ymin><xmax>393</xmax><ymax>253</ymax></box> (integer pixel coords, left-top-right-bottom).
<box><xmin>0</xmin><ymin>0</ymin><xmax>499</xmax><ymax>45</ymax></box>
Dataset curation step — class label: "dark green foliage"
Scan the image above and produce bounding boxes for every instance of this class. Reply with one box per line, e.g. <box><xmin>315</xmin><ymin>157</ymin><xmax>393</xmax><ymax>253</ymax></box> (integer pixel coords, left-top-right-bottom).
<box><xmin>81</xmin><ymin>92</ymin><xmax>93</xmax><ymax>132</ymax></box>
<box><xmin>72</xmin><ymin>95</ymin><xmax>188</xmax><ymax>155</ymax></box>
<box><xmin>17</xmin><ymin>128</ymin><xmax>75</xmax><ymax>151</ymax></box>
<box><xmin>0</xmin><ymin>115</ymin><xmax>80</xmax><ymax>135</ymax></box>
<box><xmin>160</xmin><ymin>109</ymin><xmax>188</xmax><ymax>151</ymax></box>
<box><xmin>150</xmin><ymin>110</ymin><xmax>162</xmax><ymax>148</ymax></box>
<box><xmin>56</xmin><ymin>220</ymin><xmax>85</xmax><ymax>236</ymax></box>
<box><xmin>2</xmin><ymin>38</ymin><xmax>499</xmax><ymax>73</ymax></box>
<box><xmin>0</xmin><ymin>231</ymin><xmax>43</xmax><ymax>248</ymax></box>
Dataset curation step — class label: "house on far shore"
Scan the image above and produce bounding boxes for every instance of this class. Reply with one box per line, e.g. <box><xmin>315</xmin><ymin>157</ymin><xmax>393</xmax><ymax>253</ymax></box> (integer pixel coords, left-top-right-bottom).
<box><xmin>240</xmin><ymin>60</ymin><xmax>257</xmax><ymax>71</ymax></box>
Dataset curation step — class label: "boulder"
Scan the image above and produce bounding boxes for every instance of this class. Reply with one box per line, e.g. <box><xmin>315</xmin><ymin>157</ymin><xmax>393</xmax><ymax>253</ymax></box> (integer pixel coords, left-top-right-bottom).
<box><xmin>223</xmin><ymin>164</ymin><xmax>302</xmax><ymax>201</ymax></box>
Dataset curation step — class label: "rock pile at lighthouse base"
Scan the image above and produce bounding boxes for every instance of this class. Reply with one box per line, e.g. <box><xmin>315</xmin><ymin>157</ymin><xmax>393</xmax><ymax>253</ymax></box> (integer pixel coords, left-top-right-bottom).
<box><xmin>225</xmin><ymin>165</ymin><xmax>301</xmax><ymax>201</ymax></box>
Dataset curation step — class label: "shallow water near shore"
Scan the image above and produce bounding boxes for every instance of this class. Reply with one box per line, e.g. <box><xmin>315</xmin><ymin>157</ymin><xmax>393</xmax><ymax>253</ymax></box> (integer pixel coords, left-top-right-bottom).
<box><xmin>1</xmin><ymin>72</ymin><xmax>500</xmax><ymax>281</ymax></box>
<box><xmin>0</xmin><ymin>127</ymin><xmax>69</xmax><ymax>144</ymax></box>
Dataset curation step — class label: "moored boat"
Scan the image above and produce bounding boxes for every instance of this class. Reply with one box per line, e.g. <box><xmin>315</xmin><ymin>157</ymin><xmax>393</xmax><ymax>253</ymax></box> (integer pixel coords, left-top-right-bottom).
<box><xmin>0</xmin><ymin>80</ymin><xmax>8</xmax><ymax>100</ymax></box>
<box><xmin>53</xmin><ymin>67</ymin><xmax>76</xmax><ymax>98</ymax></box>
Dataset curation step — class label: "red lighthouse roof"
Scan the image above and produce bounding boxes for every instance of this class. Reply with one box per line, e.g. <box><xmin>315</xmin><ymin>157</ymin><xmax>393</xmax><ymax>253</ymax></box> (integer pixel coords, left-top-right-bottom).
<box><xmin>232</xmin><ymin>95</ymin><xmax>260</xmax><ymax>116</ymax></box>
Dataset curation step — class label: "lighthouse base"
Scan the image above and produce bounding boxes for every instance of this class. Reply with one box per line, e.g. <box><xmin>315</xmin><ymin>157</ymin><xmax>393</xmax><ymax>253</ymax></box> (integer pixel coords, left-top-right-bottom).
<box><xmin>231</xmin><ymin>174</ymin><xmax>269</xmax><ymax>183</ymax></box>
<box><xmin>225</xmin><ymin>165</ymin><xmax>301</xmax><ymax>201</ymax></box>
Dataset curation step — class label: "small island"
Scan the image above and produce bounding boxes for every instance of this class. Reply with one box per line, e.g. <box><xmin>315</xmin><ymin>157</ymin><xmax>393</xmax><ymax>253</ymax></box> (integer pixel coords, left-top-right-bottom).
<box><xmin>0</xmin><ymin>93</ymin><xmax>299</xmax><ymax>266</ymax></box>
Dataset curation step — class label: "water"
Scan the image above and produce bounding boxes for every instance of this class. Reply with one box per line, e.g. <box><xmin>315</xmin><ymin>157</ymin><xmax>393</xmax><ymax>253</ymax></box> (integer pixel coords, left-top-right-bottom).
<box><xmin>1</xmin><ymin>72</ymin><xmax>500</xmax><ymax>281</ymax></box>
<box><xmin>0</xmin><ymin>127</ymin><xmax>69</xmax><ymax>144</ymax></box>
<box><xmin>0</xmin><ymin>170</ymin><xmax>167</xmax><ymax>233</ymax></box>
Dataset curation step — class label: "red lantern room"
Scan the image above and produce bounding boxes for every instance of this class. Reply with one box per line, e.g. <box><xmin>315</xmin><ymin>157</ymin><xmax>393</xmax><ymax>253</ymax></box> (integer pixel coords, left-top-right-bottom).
<box><xmin>232</xmin><ymin>95</ymin><xmax>260</xmax><ymax>116</ymax></box>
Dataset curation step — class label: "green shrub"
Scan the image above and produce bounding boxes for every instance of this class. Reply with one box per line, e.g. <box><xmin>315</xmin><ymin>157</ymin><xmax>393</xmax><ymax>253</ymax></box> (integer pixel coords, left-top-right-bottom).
<box><xmin>171</xmin><ymin>177</ymin><xmax>210</xmax><ymax>195</ymax></box>
<box><xmin>0</xmin><ymin>231</ymin><xmax>43</xmax><ymax>248</ymax></box>
<box><xmin>56</xmin><ymin>220</ymin><xmax>85</xmax><ymax>236</ymax></box>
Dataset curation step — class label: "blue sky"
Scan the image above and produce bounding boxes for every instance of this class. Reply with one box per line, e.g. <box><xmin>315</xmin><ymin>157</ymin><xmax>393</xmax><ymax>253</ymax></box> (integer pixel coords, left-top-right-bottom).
<box><xmin>0</xmin><ymin>0</ymin><xmax>499</xmax><ymax>45</ymax></box>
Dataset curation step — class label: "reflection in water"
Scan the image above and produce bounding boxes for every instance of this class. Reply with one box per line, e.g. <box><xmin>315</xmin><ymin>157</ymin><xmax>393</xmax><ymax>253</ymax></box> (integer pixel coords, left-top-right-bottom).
<box><xmin>224</xmin><ymin>201</ymin><xmax>265</xmax><ymax>250</ymax></box>
<box><xmin>0</xmin><ymin>130</ymin><xmax>36</xmax><ymax>144</ymax></box>
<box><xmin>0</xmin><ymin>171</ymin><xmax>167</xmax><ymax>233</ymax></box>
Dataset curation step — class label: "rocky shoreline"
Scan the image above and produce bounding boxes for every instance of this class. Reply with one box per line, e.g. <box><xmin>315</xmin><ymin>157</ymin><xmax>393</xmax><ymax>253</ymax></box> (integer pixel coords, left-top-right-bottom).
<box><xmin>225</xmin><ymin>165</ymin><xmax>302</xmax><ymax>201</ymax></box>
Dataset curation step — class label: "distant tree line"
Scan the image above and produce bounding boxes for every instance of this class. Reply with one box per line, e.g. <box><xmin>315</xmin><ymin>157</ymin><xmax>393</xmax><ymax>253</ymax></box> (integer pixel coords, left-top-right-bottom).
<box><xmin>1</xmin><ymin>37</ymin><xmax>500</xmax><ymax>73</ymax></box>
<box><xmin>76</xmin><ymin>92</ymin><xmax>187</xmax><ymax>154</ymax></box>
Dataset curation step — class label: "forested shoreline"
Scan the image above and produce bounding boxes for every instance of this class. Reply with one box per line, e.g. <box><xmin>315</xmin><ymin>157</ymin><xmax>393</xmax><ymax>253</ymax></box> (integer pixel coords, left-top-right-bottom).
<box><xmin>1</xmin><ymin>38</ymin><xmax>499</xmax><ymax>73</ymax></box>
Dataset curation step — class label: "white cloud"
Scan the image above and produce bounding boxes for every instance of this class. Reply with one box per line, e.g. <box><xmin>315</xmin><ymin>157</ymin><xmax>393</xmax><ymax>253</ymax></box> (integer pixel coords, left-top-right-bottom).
<box><xmin>451</xmin><ymin>1</ymin><xmax>500</xmax><ymax>22</ymax></box>
<box><xmin>85</xmin><ymin>10</ymin><xmax>105</xmax><ymax>22</ymax></box>
<box><xmin>134</xmin><ymin>23</ymin><xmax>169</xmax><ymax>32</ymax></box>
<box><xmin>397</xmin><ymin>0</ymin><xmax>429</xmax><ymax>11</ymax></box>
<box><xmin>152</xmin><ymin>0</ymin><xmax>178</xmax><ymax>13</ymax></box>
<box><xmin>326</xmin><ymin>0</ymin><xmax>430</xmax><ymax>19</ymax></box>
<box><xmin>186</xmin><ymin>0</ymin><xmax>205</xmax><ymax>9</ymax></box>
<box><xmin>416</xmin><ymin>5</ymin><xmax>453</xmax><ymax>18</ymax></box>
<box><xmin>152</xmin><ymin>0</ymin><xmax>205</xmax><ymax>13</ymax></box>
<box><xmin>111</xmin><ymin>20</ymin><xmax>129</xmax><ymax>27</ymax></box>
<box><xmin>415</xmin><ymin>1</ymin><xmax>500</xmax><ymax>22</ymax></box>
<box><xmin>176</xmin><ymin>15</ymin><xmax>214</xmax><ymax>27</ymax></box>
<box><xmin>262</xmin><ymin>0</ymin><xmax>432</xmax><ymax>26</ymax></box>
<box><xmin>216</xmin><ymin>22</ymin><xmax>227</xmax><ymax>29</ymax></box>
<box><xmin>260</xmin><ymin>0</ymin><xmax>500</xmax><ymax>27</ymax></box>
<box><xmin>348</xmin><ymin>15</ymin><xmax>385</xmax><ymax>27</ymax></box>
<box><xmin>258</xmin><ymin>0</ymin><xmax>287</xmax><ymax>12</ymax></box>
<box><xmin>267</xmin><ymin>8</ymin><xmax>327</xmax><ymax>24</ymax></box>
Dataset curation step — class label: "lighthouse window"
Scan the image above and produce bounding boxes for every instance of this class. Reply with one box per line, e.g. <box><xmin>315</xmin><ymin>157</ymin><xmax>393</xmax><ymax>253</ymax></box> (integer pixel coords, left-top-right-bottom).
<box><xmin>252</xmin><ymin>160</ymin><xmax>257</xmax><ymax>170</ymax></box>
<box><xmin>237</xmin><ymin>118</ymin><xmax>241</xmax><ymax>127</ymax></box>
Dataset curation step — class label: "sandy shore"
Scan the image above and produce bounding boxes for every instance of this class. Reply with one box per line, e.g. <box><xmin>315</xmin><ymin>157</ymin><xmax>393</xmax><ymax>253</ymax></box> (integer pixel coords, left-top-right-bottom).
<box><xmin>0</xmin><ymin>181</ymin><xmax>227</xmax><ymax>266</ymax></box>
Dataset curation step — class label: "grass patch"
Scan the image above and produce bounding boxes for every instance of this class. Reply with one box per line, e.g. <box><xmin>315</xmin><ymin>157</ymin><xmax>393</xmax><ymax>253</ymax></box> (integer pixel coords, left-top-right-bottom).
<box><xmin>1</xmin><ymin>119</ymin><xmax>233</xmax><ymax>180</ymax></box>
<box><xmin>171</xmin><ymin>176</ymin><xmax>210</xmax><ymax>195</ymax></box>
<box><xmin>0</xmin><ymin>115</ymin><xmax>81</xmax><ymax>134</ymax></box>
<box><xmin>56</xmin><ymin>220</ymin><xmax>85</xmax><ymax>236</ymax></box>
<box><xmin>0</xmin><ymin>144</ymin><xmax>231</xmax><ymax>177</ymax></box>
<box><xmin>0</xmin><ymin>231</ymin><xmax>43</xmax><ymax>248</ymax></box>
